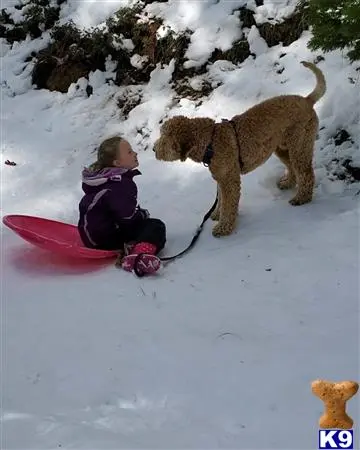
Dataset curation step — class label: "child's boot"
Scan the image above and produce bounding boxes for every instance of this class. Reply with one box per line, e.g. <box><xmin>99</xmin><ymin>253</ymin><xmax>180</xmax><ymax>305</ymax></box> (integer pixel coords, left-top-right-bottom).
<box><xmin>121</xmin><ymin>242</ymin><xmax>161</xmax><ymax>275</ymax></box>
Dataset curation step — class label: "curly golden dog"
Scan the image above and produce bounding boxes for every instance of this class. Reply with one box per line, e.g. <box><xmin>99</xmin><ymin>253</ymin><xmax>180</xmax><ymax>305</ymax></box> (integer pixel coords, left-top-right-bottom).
<box><xmin>154</xmin><ymin>61</ymin><xmax>326</xmax><ymax>237</ymax></box>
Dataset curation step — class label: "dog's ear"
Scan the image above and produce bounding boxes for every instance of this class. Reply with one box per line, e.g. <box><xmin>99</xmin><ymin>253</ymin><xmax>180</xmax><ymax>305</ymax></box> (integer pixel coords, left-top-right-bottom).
<box><xmin>168</xmin><ymin>136</ymin><xmax>182</xmax><ymax>159</ymax></box>
<box><xmin>180</xmin><ymin>145</ymin><xmax>201</xmax><ymax>162</ymax></box>
<box><xmin>179</xmin><ymin>145</ymin><xmax>192</xmax><ymax>161</ymax></box>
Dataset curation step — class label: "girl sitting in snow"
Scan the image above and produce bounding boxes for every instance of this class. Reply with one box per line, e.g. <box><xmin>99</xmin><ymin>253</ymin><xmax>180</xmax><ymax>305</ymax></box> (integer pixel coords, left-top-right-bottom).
<box><xmin>78</xmin><ymin>136</ymin><xmax>166</xmax><ymax>276</ymax></box>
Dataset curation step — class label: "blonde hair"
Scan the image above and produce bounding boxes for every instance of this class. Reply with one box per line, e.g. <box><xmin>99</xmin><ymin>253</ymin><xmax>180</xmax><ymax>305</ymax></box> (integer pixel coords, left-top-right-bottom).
<box><xmin>88</xmin><ymin>136</ymin><xmax>124</xmax><ymax>171</ymax></box>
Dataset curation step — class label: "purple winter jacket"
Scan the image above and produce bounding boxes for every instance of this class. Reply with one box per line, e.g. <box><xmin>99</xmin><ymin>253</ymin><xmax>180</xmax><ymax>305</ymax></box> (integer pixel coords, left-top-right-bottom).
<box><xmin>78</xmin><ymin>167</ymin><xmax>147</xmax><ymax>248</ymax></box>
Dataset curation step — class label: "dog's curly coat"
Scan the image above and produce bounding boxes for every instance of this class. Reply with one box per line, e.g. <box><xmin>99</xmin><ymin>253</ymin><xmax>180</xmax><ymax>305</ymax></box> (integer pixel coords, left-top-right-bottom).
<box><xmin>154</xmin><ymin>61</ymin><xmax>326</xmax><ymax>237</ymax></box>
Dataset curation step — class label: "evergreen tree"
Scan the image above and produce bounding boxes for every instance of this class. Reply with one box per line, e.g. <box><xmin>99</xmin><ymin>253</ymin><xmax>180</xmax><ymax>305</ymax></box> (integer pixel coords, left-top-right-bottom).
<box><xmin>306</xmin><ymin>0</ymin><xmax>360</xmax><ymax>61</ymax></box>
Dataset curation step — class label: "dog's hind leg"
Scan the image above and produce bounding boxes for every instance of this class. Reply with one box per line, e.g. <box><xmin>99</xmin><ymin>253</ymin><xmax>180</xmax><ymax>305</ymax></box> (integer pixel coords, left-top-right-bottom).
<box><xmin>211</xmin><ymin>183</ymin><xmax>221</xmax><ymax>221</ymax></box>
<box><xmin>288</xmin><ymin>117</ymin><xmax>317</xmax><ymax>206</ymax></box>
<box><xmin>212</xmin><ymin>176</ymin><xmax>241</xmax><ymax>237</ymax></box>
<box><xmin>275</xmin><ymin>148</ymin><xmax>296</xmax><ymax>190</ymax></box>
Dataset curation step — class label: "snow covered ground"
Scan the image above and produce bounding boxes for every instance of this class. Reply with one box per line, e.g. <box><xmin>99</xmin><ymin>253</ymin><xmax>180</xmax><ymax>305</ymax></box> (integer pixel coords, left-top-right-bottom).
<box><xmin>1</xmin><ymin>1</ymin><xmax>359</xmax><ymax>448</ymax></box>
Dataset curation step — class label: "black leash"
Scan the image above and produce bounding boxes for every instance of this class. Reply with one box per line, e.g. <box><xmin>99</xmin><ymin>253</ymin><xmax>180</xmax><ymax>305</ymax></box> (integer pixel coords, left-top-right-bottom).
<box><xmin>133</xmin><ymin>193</ymin><xmax>218</xmax><ymax>277</ymax></box>
<box><xmin>160</xmin><ymin>193</ymin><xmax>218</xmax><ymax>263</ymax></box>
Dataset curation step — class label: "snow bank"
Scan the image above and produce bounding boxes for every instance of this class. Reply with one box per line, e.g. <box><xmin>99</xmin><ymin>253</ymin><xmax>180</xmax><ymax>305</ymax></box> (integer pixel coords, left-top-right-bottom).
<box><xmin>146</xmin><ymin>0</ymin><xmax>248</xmax><ymax>67</ymax></box>
<box><xmin>59</xmin><ymin>0</ymin><xmax>137</xmax><ymax>29</ymax></box>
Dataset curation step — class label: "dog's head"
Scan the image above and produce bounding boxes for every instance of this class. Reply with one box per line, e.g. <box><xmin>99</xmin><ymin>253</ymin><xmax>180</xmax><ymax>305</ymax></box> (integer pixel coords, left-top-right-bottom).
<box><xmin>153</xmin><ymin>134</ymin><xmax>182</xmax><ymax>162</ymax></box>
<box><xmin>153</xmin><ymin>116</ymin><xmax>191</xmax><ymax>162</ymax></box>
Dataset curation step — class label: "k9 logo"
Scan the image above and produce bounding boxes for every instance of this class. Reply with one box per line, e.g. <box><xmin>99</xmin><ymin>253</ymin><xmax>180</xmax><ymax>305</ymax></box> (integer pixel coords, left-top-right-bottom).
<box><xmin>318</xmin><ymin>430</ymin><xmax>354</xmax><ymax>449</ymax></box>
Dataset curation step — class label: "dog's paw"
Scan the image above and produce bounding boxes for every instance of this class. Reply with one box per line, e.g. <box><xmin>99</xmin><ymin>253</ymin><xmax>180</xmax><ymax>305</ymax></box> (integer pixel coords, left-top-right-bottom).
<box><xmin>212</xmin><ymin>222</ymin><xmax>234</xmax><ymax>237</ymax></box>
<box><xmin>210</xmin><ymin>209</ymin><xmax>220</xmax><ymax>221</ymax></box>
<box><xmin>289</xmin><ymin>195</ymin><xmax>312</xmax><ymax>206</ymax></box>
<box><xmin>277</xmin><ymin>176</ymin><xmax>295</xmax><ymax>190</ymax></box>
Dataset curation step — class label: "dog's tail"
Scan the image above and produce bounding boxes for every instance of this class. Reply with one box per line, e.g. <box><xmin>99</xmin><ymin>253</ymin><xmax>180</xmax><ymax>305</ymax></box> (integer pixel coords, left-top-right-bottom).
<box><xmin>301</xmin><ymin>61</ymin><xmax>326</xmax><ymax>105</ymax></box>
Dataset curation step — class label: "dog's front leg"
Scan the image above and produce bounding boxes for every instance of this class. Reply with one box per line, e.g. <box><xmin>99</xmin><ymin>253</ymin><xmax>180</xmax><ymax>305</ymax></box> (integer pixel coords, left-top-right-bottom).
<box><xmin>212</xmin><ymin>176</ymin><xmax>241</xmax><ymax>237</ymax></box>
<box><xmin>211</xmin><ymin>183</ymin><xmax>221</xmax><ymax>221</ymax></box>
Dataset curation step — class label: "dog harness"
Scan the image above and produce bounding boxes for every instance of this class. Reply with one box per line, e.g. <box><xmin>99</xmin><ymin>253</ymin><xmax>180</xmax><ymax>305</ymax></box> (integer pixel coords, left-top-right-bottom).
<box><xmin>202</xmin><ymin>119</ymin><xmax>244</xmax><ymax>171</ymax></box>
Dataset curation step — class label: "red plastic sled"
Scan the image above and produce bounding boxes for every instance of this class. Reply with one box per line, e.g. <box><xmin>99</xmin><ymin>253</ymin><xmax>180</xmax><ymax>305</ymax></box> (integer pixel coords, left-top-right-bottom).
<box><xmin>2</xmin><ymin>215</ymin><xmax>118</xmax><ymax>259</ymax></box>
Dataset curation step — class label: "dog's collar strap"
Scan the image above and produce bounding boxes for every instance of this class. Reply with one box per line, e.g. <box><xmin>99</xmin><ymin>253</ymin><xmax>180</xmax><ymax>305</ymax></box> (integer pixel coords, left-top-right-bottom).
<box><xmin>203</xmin><ymin>144</ymin><xmax>214</xmax><ymax>167</ymax></box>
<box><xmin>222</xmin><ymin>118</ymin><xmax>244</xmax><ymax>171</ymax></box>
<box><xmin>203</xmin><ymin>124</ymin><xmax>217</xmax><ymax>167</ymax></box>
<box><xmin>203</xmin><ymin>120</ymin><xmax>244</xmax><ymax>170</ymax></box>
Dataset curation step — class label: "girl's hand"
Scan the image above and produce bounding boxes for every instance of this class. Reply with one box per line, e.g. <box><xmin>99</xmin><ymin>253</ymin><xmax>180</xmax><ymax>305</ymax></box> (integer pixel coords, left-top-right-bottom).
<box><xmin>138</xmin><ymin>207</ymin><xmax>150</xmax><ymax>219</ymax></box>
